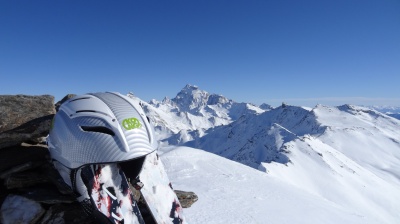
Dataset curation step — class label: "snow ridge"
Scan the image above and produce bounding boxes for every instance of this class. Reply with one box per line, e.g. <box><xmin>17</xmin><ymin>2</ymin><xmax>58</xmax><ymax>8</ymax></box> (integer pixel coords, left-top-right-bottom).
<box><xmin>128</xmin><ymin>85</ymin><xmax>400</xmax><ymax>223</ymax></box>
<box><xmin>364</xmin><ymin>105</ymin><xmax>400</xmax><ymax>120</ymax></box>
<box><xmin>181</xmin><ymin>102</ymin><xmax>400</xmax><ymax>223</ymax></box>
<box><xmin>141</xmin><ymin>84</ymin><xmax>267</xmax><ymax>144</ymax></box>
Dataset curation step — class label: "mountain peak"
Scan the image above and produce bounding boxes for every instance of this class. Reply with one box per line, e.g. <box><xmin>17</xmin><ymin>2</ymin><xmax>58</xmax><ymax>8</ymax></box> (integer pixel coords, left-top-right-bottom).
<box><xmin>172</xmin><ymin>85</ymin><xmax>209</xmax><ymax>111</ymax></box>
<box><xmin>260</xmin><ymin>103</ymin><xmax>273</xmax><ymax>110</ymax></box>
<box><xmin>183</xmin><ymin>84</ymin><xmax>199</xmax><ymax>91</ymax></box>
<box><xmin>176</xmin><ymin>84</ymin><xmax>204</xmax><ymax>98</ymax></box>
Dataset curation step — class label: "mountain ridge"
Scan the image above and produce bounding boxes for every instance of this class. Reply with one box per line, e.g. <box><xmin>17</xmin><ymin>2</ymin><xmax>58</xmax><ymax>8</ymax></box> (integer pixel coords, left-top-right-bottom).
<box><xmin>131</xmin><ymin>84</ymin><xmax>400</xmax><ymax>223</ymax></box>
<box><xmin>141</xmin><ymin>84</ymin><xmax>267</xmax><ymax>143</ymax></box>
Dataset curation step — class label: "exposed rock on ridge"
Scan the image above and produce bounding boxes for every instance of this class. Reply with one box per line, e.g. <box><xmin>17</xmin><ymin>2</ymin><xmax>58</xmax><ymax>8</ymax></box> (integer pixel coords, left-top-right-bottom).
<box><xmin>0</xmin><ymin>95</ymin><xmax>55</xmax><ymax>149</ymax></box>
<box><xmin>0</xmin><ymin>95</ymin><xmax>55</xmax><ymax>133</ymax></box>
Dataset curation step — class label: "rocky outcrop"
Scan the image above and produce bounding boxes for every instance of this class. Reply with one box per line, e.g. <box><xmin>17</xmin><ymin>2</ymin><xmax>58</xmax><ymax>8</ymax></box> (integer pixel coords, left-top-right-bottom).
<box><xmin>0</xmin><ymin>95</ymin><xmax>89</xmax><ymax>223</ymax></box>
<box><xmin>0</xmin><ymin>94</ymin><xmax>197</xmax><ymax>223</ymax></box>
<box><xmin>175</xmin><ymin>190</ymin><xmax>198</xmax><ymax>208</ymax></box>
<box><xmin>0</xmin><ymin>95</ymin><xmax>55</xmax><ymax>133</ymax></box>
<box><xmin>1</xmin><ymin>194</ymin><xmax>45</xmax><ymax>224</ymax></box>
<box><xmin>0</xmin><ymin>95</ymin><xmax>55</xmax><ymax>149</ymax></box>
<box><xmin>54</xmin><ymin>94</ymin><xmax>76</xmax><ymax>112</ymax></box>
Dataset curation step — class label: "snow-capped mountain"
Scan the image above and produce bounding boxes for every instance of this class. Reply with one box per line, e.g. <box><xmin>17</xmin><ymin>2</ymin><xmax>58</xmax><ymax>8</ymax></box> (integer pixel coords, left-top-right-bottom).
<box><xmin>389</xmin><ymin>113</ymin><xmax>400</xmax><ymax>119</ymax></box>
<box><xmin>365</xmin><ymin>105</ymin><xmax>400</xmax><ymax>120</ymax></box>
<box><xmin>366</xmin><ymin>105</ymin><xmax>400</xmax><ymax>114</ymax></box>
<box><xmin>129</xmin><ymin>85</ymin><xmax>400</xmax><ymax>223</ymax></box>
<box><xmin>182</xmin><ymin>103</ymin><xmax>400</xmax><ymax>223</ymax></box>
<box><xmin>140</xmin><ymin>84</ymin><xmax>267</xmax><ymax>144</ymax></box>
<box><xmin>186</xmin><ymin>104</ymin><xmax>400</xmax><ymax>170</ymax></box>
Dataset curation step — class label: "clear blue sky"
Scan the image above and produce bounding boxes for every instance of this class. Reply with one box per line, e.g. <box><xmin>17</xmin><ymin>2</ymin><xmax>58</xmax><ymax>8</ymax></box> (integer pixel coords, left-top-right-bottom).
<box><xmin>1</xmin><ymin>0</ymin><xmax>399</xmax><ymax>107</ymax></box>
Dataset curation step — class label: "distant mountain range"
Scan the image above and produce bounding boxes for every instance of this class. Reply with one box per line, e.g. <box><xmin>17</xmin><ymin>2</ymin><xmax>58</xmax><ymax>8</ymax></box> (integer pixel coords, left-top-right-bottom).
<box><xmin>366</xmin><ymin>105</ymin><xmax>400</xmax><ymax>114</ymax></box>
<box><xmin>138</xmin><ymin>84</ymin><xmax>400</xmax><ymax>179</ymax></box>
<box><xmin>139</xmin><ymin>84</ymin><xmax>399</xmax><ymax>145</ymax></box>
<box><xmin>140</xmin><ymin>84</ymin><xmax>268</xmax><ymax>144</ymax></box>
<box><xmin>133</xmin><ymin>84</ymin><xmax>400</xmax><ymax>223</ymax></box>
<box><xmin>364</xmin><ymin>105</ymin><xmax>400</xmax><ymax>120</ymax></box>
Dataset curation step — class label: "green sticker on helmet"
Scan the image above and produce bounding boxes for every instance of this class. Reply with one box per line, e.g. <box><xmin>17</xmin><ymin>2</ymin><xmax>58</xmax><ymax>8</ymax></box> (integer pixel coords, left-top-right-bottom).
<box><xmin>122</xmin><ymin>117</ymin><xmax>142</xmax><ymax>130</ymax></box>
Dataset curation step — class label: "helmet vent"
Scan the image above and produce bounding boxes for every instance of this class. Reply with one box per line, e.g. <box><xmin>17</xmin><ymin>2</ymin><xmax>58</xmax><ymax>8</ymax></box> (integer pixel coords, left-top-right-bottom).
<box><xmin>76</xmin><ymin>110</ymin><xmax>112</xmax><ymax>118</ymax></box>
<box><xmin>69</xmin><ymin>97</ymin><xmax>91</xmax><ymax>102</ymax></box>
<box><xmin>80</xmin><ymin>126</ymin><xmax>115</xmax><ymax>136</ymax></box>
<box><xmin>76</xmin><ymin>110</ymin><xmax>96</xmax><ymax>113</ymax></box>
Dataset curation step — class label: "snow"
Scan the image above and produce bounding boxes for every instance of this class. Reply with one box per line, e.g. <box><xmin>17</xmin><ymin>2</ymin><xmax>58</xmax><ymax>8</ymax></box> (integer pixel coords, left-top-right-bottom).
<box><xmin>264</xmin><ymin>137</ymin><xmax>400</xmax><ymax>223</ymax></box>
<box><xmin>138</xmin><ymin>86</ymin><xmax>400</xmax><ymax>224</ymax></box>
<box><xmin>160</xmin><ymin>146</ymin><xmax>373</xmax><ymax>224</ymax></box>
<box><xmin>143</xmin><ymin>84</ymin><xmax>266</xmax><ymax>142</ymax></box>
<box><xmin>364</xmin><ymin>105</ymin><xmax>400</xmax><ymax>120</ymax></box>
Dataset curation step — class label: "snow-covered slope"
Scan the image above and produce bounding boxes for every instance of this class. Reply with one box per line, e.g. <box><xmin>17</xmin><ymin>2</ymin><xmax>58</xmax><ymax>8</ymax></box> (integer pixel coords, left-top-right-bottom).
<box><xmin>140</xmin><ymin>84</ymin><xmax>267</xmax><ymax>143</ymax></box>
<box><xmin>183</xmin><ymin>104</ymin><xmax>400</xmax><ymax>223</ymax></box>
<box><xmin>365</xmin><ymin>105</ymin><xmax>400</xmax><ymax>120</ymax></box>
<box><xmin>126</xmin><ymin>85</ymin><xmax>400</xmax><ymax>223</ymax></box>
<box><xmin>185</xmin><ymin>104</ymin><xmax>319</xmax><ymax>167</ymax></box>
<box><xmin>366</xmin><ymin>105</ymin><xmax>400</xmax><ymax>114</ymax></box>
<box><xmin>389</xmin><ymin>113</ymin><xmax>400</xmax><ymax>120</ymax></box>
<box><xmin>161</xmin><ymin>146</ymin><xmax>377</xmax><ymax>224</ymax></box>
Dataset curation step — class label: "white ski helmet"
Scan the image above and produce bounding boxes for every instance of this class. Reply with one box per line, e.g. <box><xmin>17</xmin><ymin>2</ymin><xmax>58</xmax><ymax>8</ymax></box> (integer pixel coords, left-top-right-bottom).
<box><xmin>47</xmin><ymin>92</ymin><xmax>157</xmax><ymax>169</ymax></box>
<box><xmin>47</xmin><ymin>92</ymin><xmax>157</xmax><ymax>223</ymax></box>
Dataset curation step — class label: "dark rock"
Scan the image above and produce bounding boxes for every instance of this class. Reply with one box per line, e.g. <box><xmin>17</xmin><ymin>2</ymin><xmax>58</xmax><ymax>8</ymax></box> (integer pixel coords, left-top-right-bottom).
<box><xmin>55</xmin><ymin>94</ymin><xmax>76</xmax><ymax>112</ymax></box>
<box><xmin>4</xmin><ymin>170</ymin><xmax>50</xmax><ymax>189</ymax></box>
<box><xmin>0</xmin><ymin>95</ymin><xmax>55</xmax><ymax>133</ymax></box>
<box><xmin>20</xmin><ymin>186</ymin><xmax>75</xmax><ymax>204</ymax></box>
<box><xmin>0</xmin><ymin>94</ymin><xmax>55</xmax><ymax>149</ymax></box>
<box><xmin>0</xmin><ymin>179</ymin><xmax>7</xmax><ymax>207</ymax></box>
<box><xmin>0</xmin><ymin>114</ymin><xmax>54</xmax><ymax>149</ymax></box>
<box><xmin>41</xmin><ymin>163</ymin><xmax>74</xmax><ymax>195</ymax></box>
<box><xmin>0</xmin><ymin>194</ymin><xmax>45</xmax><ymax>224</ymax></box>
<box><xmin>39</xmin><ymin>203</ymin><xmax>94</xmax><ymax>224</ymax></box>
<box><xmin>0</xmin><ymin>144</ymin><xmax>49</xmax><ymax>173</ymax></box>
<box><xmin>175</xmin><ymin>190</ymin><xmax>198</xmax><ymax>208</ymax></box>
<box><xmin>0</xmin><ymin>161</ymin><xmax>44</xmax><ymax>180</ymax></box>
